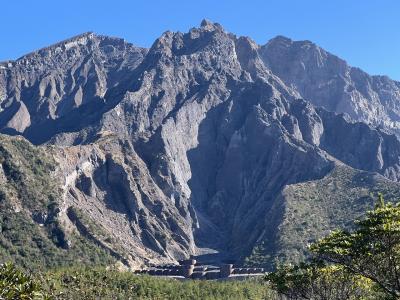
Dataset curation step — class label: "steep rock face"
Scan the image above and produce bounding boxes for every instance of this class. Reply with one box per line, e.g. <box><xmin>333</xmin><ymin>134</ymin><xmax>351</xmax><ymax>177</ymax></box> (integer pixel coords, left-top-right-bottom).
<box><xmin>260</xmin><ymin>36</ymin><xmax>400</xmax><ymax>135</ymax></box>
<box><xmin>318</xmin><ymin>109</ymin><xmax>400</xmax><ymax>181</ymax></box>
<box><xmin>0</xmin><ymin>32</ymin><xmax>147</xmax><ymax>141</ymax></box>
<box><xmin>2</xmin><ymin>21</ymin><xmax>400</xmax><ymax>268</ymax></box>
<box><xmin>53</xmin><ymin>135</ymin><xmax>196</xmax><ymax>266</ymax></box>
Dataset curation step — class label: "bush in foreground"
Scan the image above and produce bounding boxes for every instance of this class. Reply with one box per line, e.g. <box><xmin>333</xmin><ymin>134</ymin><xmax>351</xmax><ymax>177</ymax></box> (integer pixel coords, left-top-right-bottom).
<box><xmin>0</xmin><ymin>262</ymin><xmax>47</xmax><ymax>300</ymax></box>
<box><xmin>266</xmin><ymin>262</ymin><xmax>383</xmax><ymax>300</ymax></box>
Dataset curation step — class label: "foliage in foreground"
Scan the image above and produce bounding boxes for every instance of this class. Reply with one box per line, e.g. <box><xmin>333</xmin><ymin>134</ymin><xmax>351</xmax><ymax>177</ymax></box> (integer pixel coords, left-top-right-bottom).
<box><xmin>266</xmin><ymin>194</ymin><xmax>400</xmax><ymax>299</ymax></box>
<box><xmin>310</xmin><ymin>194</ymin><xmax>400</xmax><ymax>298</ymax></box>
<box><xmin>39</xmin><ymin>266</ymin><xmax>275</xmax><ymax>300</ymax></box>
<box><xmin>266</xmin><ymin>262</ymin><xmax>384</xmax><ymax>300</ymax></box>
<box><xmin>0</xmin><ymin>264</ymin><xmax>276</xmax><ymax>300</ymax></box>
<box><xmin>0</xmin><ymin>262</ymin><xmax>47</xmax><ymax>300</ymax></box>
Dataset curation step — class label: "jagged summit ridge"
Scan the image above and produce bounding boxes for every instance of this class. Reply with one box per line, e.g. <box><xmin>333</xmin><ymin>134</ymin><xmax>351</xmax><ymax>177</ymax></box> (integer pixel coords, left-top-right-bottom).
<box><xmin>261</xmin><ymin>34</ymin><xmax>400</xmax><ymax>134</ymax></box>
<box><xmin>200</xmin><ymin>18</ymin><xmax>224</xmax><ymax>31</ymax></box>
<box><xmin>22</xmin><ymin>32</ymin><xmax>96</xmax><ymax>58</ymax></box>
<box><xmin>0</xmin><ymin>31</ymin><xmax>147</xmax><ymax>138</ymax></box>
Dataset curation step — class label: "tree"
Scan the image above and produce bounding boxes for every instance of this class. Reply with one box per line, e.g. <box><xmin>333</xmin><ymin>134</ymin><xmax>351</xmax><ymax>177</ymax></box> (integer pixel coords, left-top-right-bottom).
<box><xmin>0</xmin><ymin>262</ymin><xmax>48</xmax><ymax>299</ymax></box>
<box><xmin>265</xmin><ymin>262</ymin><xmax>376</xmax><ymax>300</ymax></box>
<box><xmin>310</xmin><ymin>195</ymin><xmax>400</xmax><ymax>298</ymax></box>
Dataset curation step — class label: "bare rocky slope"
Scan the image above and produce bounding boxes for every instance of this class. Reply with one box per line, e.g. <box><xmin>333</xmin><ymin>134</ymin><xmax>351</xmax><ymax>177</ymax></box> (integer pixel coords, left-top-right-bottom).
<box><xmin>1</xmin><ymin>20</ymin><xmax>400</xmax><ymax>269</ymax></box>
<box><xmin>261</xmin><ymin>36</ymin><xmax>400</xmax><ymax>136</ymax></box>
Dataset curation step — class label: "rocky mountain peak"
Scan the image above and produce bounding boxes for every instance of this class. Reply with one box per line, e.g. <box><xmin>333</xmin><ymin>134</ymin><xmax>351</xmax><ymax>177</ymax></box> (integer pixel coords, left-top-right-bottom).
<box><xmin>200</xmin><ymin>19</ymin><xmax>224</xmax><ymax>31</ymax></box>
<box><xmin>266</xmin><ymin>35</ymin><xmax>293</xmax><ymax>46</ymax></box>
<box><xmin>149</xmin><ymin>19</ymin><xmax>230</xmax><ymax>57</ymax></box>
<box><xmin>261</xmin><ymin>34</ymin><xmax>400</xmax><ymax>136</ymax></box>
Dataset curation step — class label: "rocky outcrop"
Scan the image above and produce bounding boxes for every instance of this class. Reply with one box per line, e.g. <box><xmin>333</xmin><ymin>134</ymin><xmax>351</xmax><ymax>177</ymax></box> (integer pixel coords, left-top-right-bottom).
<box><xmin>0</xmin><ymin>32</ymin><xmax>147</xmax><ymax>143</ymax></box>
<box><xmin>53</xmin><ymin>136</ymin><xmax>197</xmax><ymax>265</ymax></box>
<box><xmin>260</xmin><ymin>36</ymin><xmax>400</xmax><ymax>136</ymax></box>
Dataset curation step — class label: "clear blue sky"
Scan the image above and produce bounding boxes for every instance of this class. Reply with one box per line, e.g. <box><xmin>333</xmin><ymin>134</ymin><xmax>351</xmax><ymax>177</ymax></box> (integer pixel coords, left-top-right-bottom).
<box><xmin>1</xmin><ymin>0</ymin><xmax>399</xmax><ymax>80</ymax></box>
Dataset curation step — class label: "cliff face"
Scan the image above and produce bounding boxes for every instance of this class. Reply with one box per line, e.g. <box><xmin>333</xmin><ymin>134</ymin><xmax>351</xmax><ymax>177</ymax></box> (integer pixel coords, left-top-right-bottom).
<box><xmin>0</xmin><ymin>32</ymin><xmax>147</xmax><ymax>143</ymax></box>
<box><xmin>2</xmin><ymin>20</ymin><xmax>400</xmax><ymax>268</ymax></box>
<box><xmin>53</xmin><ymin>135</ymin><xmax>196</xmax><ymax>266</ymax></box>
<box><xmin>261</xmin><ymin>36</ymin><xmax>400</xmax><ymax>135</ymax></box>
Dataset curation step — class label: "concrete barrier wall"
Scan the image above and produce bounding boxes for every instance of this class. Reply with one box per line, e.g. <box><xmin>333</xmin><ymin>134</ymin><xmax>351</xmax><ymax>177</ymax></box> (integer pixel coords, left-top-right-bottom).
<box><xmin>141</xmin><ymin>264</ymin><xmax>265</xmax><ymax>280</ymax></box>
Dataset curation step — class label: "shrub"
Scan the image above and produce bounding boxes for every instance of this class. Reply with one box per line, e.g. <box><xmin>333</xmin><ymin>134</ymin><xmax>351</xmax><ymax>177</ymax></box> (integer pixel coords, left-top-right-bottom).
<box><xmin>265</xmin><ymin>262</ymin><xmax>380</xmax><ymax>300</ymax></box>
<box><xmin>0</xmin><ymin>262</ymin><xmax>48</xmax><ymax>299</ymax></box>
<box><xmin>311</xmin><ymin>194</ymin><xmax>400</xmax><ymax>298</ymax></box>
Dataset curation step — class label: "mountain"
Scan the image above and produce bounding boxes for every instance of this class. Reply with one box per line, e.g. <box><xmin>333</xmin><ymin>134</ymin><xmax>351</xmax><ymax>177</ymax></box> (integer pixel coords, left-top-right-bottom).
<box><xmin>1</xmin><ymin>20</ymin><xmax>400</xmax><ymax>269</ymax></box>
<box><xmin>261</xmin><ymin>36</ymin><xmax>400</xmax><ymax>136</ymax></box>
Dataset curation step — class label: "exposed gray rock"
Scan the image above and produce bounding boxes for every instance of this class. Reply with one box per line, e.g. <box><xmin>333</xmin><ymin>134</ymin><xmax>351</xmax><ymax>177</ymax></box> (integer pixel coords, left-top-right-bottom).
<box><xmin>53</xmin><ymin>137</ymin><xmax>196</xmax><ymax>265</ymax></box>
<box><xmin>0</xmin><ymin>32</ymin><xmax>147</xmax><ymax>143</ymax></box>
<box><xmin>261</xmin><ymin>36</ymin><xmax>400</xmax><ymax>136</ymax></box>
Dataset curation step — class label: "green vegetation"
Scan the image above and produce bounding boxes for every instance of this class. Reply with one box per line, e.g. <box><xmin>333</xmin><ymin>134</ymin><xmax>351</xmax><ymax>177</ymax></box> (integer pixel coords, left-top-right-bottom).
<box><xmin>0</xmin><ymin>135</ymin><xmax>115</xmax><ymax>269</ymax></box>
<box><xmin>246</xmin><ymin>165</ymin><xmax>400</xmax><ymax>268</ymax></box>
<box><xmin>266</xmin><ymin>194</ymin><xmax>400</xmax><ymax>299</ymax></box>
<box><xmin>0</xmin><ymin>262</ymin><xmax>48</xmax><ymax>300</ymax></box>
<box><xmin>0</xmin><ymin>209</ymin><xmax>115</xmax><ymax>269</ymax></box>
<box><xmin>0</xmin><ymin>264</ymin><xmax>276</xmax><ymax>300</ymax></box>
<box><xmin>0</xmin><ymin>136</ymin><xmax>59</xmax><ymax>210</ymax></box>
<box><xmin>310</xmin><ymin>194</ymin><xmax>400</xmax><ymax>298</ymax></box>
<box><xmin>42</xmin><ymin>266</ymin><xmax>276</xmax><ymax>299</ymax></box>
<box><xmin>266</xmin><ymin>262</ymin><xmax>383</xmax><ymax>299</ymax></box>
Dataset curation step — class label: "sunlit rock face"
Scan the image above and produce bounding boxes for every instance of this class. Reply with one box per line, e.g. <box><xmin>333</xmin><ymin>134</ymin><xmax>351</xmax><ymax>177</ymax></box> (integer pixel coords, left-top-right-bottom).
<box><xmin>261</xmin><ymin>36</ymin><xmax>400</xmax><ymax>136</ymax></box>
<box><xmin>2</xmin><ymin>20</ymin><xmax>400</xmax><ymax>267</ymax></box>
